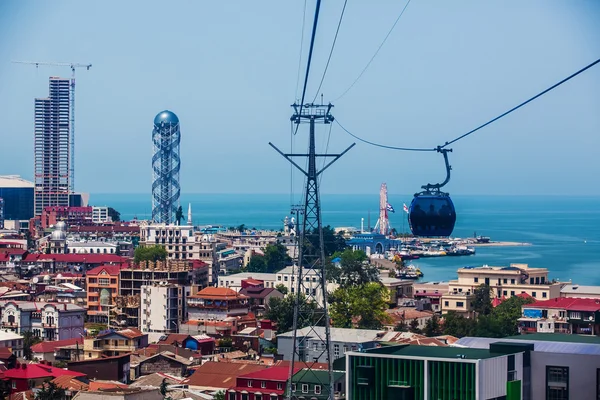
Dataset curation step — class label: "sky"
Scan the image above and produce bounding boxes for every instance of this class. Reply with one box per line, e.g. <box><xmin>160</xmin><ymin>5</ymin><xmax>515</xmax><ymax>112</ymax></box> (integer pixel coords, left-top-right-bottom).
<box><xmin>0</xmin><ymin>0</ymin><xmax>599</xmax><ymax>196</ymax></box>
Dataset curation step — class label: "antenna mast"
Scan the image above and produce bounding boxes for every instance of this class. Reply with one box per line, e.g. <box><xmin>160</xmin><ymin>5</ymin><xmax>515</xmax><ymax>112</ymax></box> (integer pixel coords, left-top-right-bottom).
<box><xmin>270</xmin><ymin>103</ymin><xmax>354</xmax><ymax>400</ymax></box>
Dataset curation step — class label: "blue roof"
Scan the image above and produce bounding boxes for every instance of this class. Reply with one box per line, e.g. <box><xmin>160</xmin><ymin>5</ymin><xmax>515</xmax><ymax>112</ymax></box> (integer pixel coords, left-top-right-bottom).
<box><xmin>154</xmin><ymin>110</ymin><xmax>179</xmax><ymax>125</ymax></box>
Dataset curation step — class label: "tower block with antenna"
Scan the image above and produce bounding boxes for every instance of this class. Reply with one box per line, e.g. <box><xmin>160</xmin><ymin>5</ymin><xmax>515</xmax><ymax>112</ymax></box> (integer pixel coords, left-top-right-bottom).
<box><xmin>270</xmin><ymin>103</ymin><xmax>355</xmax><ymax>400</ymax></box>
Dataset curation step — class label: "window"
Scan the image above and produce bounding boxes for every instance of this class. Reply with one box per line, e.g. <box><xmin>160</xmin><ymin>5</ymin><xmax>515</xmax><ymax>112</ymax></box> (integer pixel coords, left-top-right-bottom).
<box><xmin>284</xmin><ymin>276</ymin><xmax>288</xmax><ymax>282</ymax></box>
<box><xmin>532</xmin><ymin>292</ymin><xmax>537</xmax><ymax>298</ymax></box>
<box><xmin>277</xmin><ymin>276</ymin><xmax>281</xmax><ymax>281</ymax></box>
<box><xmin>543</xmin><ymin>292</ymin><xmax>547</xmax><ymax>298</ymax></box>
<box><xmin>530</xmin><ymin>278</ymin><xmax>534</xmax><ymax>285</ymax></box>
<box><xmin>511</xmin><ymin>291</ymin><xmax>515</xmax><ymax>296</ymax></box>
<box><xmin>291</xmin><ymin>384</ymin><xmax>296</xmax><ymax>392</ymax></box>
<box><xmin>315</xmin><ymin>385</ymin><xmax>321</xmax><ymax>394</ymax></box>
<box><xmin>241</xmin><ymin>394</ymin><xmax>249</xmax><ymax>400</ymax></box>
<box><xmin>343</xmin><ymin>345</ymin><xmax>348</xmax><ymax>353</ymax></box>
<box><xmin>474</xmin><ymin>277</ymin><xmax>479</xmax><ymax>283</ymax></box>
<box><xmin>546</xmin><ymin>366</ymin><xmax>569</xmax><ymax>400</ymax></box>
<box><xmin>456</xmin><ymin>302</ymin><xmax>464</xmax><ymax>307</ymax></box>
<box><xmin>247</xmin><ymin>380</ymin><xmax>253</xmax><ymax>387</ymax></box>
<box><xmin>228</xmin><ymin>393</ymin><xmax>235</xmax><ymax>400</ymax></box>
<box><xmin>313</xmin><ymin>343</ymin><xmax>318</xmax><ymax>351</ymax></box>
<box><xmin>261</xmin><ymin>381</ymin><xmax>266</xmax><ymax>388</ymax></box>
<box><xmin>444</xmin><ymin>301</ymin><xmax>449</xmax><ymax>307</ymax></box>
<box><xmin>277</xmin><ymin>383</ymin><xmax>283</xmax><ymax>390</ymax></box>
<box><xmin>511</xmin><ymin>279</ymin><xmax>515</xmax><ymax>284</ymax></box>
<box><xmin>503</xmin><ymin>279</ymin><xmax>508</xmax><ymax>284</ymax></box>
<box><xmin>484</xmin><ymin>278</ymin><xmax>490</xmax><ymax>285</ymax></box>
<box><xmin>302</xmin><ymin>384</ymin><xmax>309</xmax><ymax>393</ymax></box>
<box><xmin>503</xmin><ymin>291</ymin><xmax>507</xmax><ymax>296</ymax></box>
<box><xmin>334</xmin><ymin>344</ymin><xmax>339</xmax><ymax>358</ymax></box>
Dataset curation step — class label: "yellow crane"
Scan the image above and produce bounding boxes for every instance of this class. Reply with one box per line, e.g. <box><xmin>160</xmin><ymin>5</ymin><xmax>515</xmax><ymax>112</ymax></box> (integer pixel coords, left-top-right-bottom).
<box><xmin>12</xmin><ymin>60</ymin><xmax>92</xmax><ymax>193</ymax></box>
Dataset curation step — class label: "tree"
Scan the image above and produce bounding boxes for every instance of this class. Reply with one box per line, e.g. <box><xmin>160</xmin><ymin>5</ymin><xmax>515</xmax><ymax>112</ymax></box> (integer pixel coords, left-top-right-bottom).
<box><xmin>329</xmin><ymin>283</ymin><xmax>392</xmax><ymax>330</ymax></box>
<box><xmin>134</xmin><ymin>245</ymin><xmax>168</xmax><ymax>264</ymax></box>
<box><xmin>237</xmin><ymin>224</ymin><xmax>247</xmax><ymax>233</ymax></box>
<box><xmin>305</xmin><ymin>225</ymin><xmax>346</xmax><ymax>258</ymax></box>
<box><xmin>472</xmin><ymin>284</ymin><xmax>493</xmax><ymax>316</ymax></box>
<box><xmin>409</xmin><ymin>319</ymin><xmax>421</xmax><ymax>334</ymax></box>
<box><xmin>328</xmin><ymin>249</ymin><xmax>378</xmax><ymax>288</ymax></box>
<box><xmin>175</xmin><ymin>206</ymin><xmax>183</xmax><ymax>226</ymax></box>
<box><xmin>394</xmin><ymin>321</ymin><xmax>408</xmax><ymax>332</ymax></box>
<box><xmin>107</xmin><ymin>207</ymin><xmax>121</xmax><ymax>222</ymax></box>
<box><xmin>23</xmin><ymin>331</ymin><xmax>41</xmax><ymax>360</ymax></box>
<box><xmin>246</xmin><ymin>255</ymin><xmax>267</xmax><ymax>273</ymax></box>
<box><xmin>423</xmin><ymin>315</ymin><xmax>442</xmax><ymax>337</ymax></box>
<box><xmin>442</xmin><ymin>312</ymin><xmax>476</xmax><ymax>338</ymax></box>
<box><xmin>491</xmin><ymin>296</ymin><xmax>536</xmax><ymax>337</ymax></box>
<box><xmin>264</xmin><ymin>243</ymin><xmax>292</xmax><ymax>273</ymax></box>
<box><xmin>159</xmin><ymin>378</ymin><xmax>170</xmax><ymax>397</ymax></box>
<box><xmin>275</xmin><ymin>284</ymin><xmax>288</xmax><ymax>295</ymax></box>
<box><xmin>213</xmin><ymin>391</ymin><xmax>226</xmax><ymax>400</ymax></box>
<box><xmin>265</xmin><ymin>293</ymin><xmax>317</xmax><ymax>333</ymax></box>
<box><xmin>35</xmin><ymin>381</ymin><xmax>66</xmax><ymax>400</ymax></box>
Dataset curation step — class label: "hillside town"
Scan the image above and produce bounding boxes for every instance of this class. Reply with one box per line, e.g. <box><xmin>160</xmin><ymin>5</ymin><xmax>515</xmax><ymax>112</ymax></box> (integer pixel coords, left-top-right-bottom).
<box><xmin>0</xmin><ymin>203</ymin><xmax>597</xmax><ymax>399</ymax></box>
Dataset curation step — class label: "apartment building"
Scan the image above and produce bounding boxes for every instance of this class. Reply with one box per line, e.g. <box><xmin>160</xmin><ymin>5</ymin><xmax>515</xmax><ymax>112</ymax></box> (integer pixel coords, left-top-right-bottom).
<box><xmin>87</xmin><ymin>265</ymin><xmax>121</xmax><ymax>324</ymax></box>
<box><xmin>0</xmin><ymin>301</ymin><xmax>85</xmax><ymax>340</ymax></box>
<box><xmin>518</xmin><ymin>297</ymin><xmax>600</xmax><ymax>335</ymax></box>
<box><xmin>442</xmin><ymin>263</ymin><xmax>564</xmax><ymax>316</ymax></box>
<box><xmin>140</xmin><ymin>282</ymin><xmax>187</xmax><ymax>334</ymax></box>
<box><xmin>187</xmin><ymin>287</ymin><xmax>249</xmax><ymax>321</ymax></box>
<box><xmin>92</xmin><ymin>206</ymin><xmax>111</xmax><ymax>223</ymax></box>
<box><xmin>275</xmin><ymin>266</ymin><xmax>337</xmax><ymax>307</ymax></box>
<box><xmin>139</xmin><ymin>222</ymin><xmax>195</xmax><ymax>260</ymax></box>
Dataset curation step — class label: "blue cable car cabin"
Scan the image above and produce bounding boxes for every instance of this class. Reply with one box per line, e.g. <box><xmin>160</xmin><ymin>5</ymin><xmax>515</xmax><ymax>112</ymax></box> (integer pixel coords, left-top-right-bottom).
<box><xmin>408</xmin><ymin>194</ymin><xmax>456</xmax><ymax>237</ymax></box>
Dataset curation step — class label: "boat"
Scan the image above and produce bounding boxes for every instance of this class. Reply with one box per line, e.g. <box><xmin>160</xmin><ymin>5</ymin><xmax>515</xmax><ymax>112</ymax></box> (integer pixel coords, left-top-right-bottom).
<box><xmin>446</xmin><ymin>245</ymin><xmax>476</xmax><ymax>256</ymax></box>
<box><xmin>397</xmin><ymin>264</ymin><xmax>424</xmax><ymax>280</ymax></box>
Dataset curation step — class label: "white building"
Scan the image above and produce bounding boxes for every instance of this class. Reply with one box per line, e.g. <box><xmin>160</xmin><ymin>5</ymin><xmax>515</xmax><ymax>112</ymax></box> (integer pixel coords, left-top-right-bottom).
<box><xmin>140</xmin><ymin>282</ymin><xmax>187</xmax><ymax>334</ymax></box>
<box><xmin>67</xmin><ymin>240</ymin><xmax>118</xmax><ymax>254</ymax></box>
<box><xmin>139</xmin><ymin>222</ymin><xmax>196</xmax><ymax>260</ymax></box>
<box><xmin>0</xmin><ymin>330</ymin><xmax>24</xmax><ymax>358</ymax></box>
<box><xmin>0</xmin><ymin>301</ymin><xmax>85</xmax><ymax>341</ymax></box>
<box><xmin>275</xmin><ymin>266</ymin><xmax>338</xmax><ymax>307</ymax></box>
<box><xmin>92</xmin><ymin>206</ymin><xmax>111</xmax><ymax>224</ymax></box>
<box><xmin>215</xmin><ymin>248</ymin><xmax>244</xmax><ymax>276</ymax></box>
<box><xmin>218</xmin><ymin>272</ymin><xmax>278</xmax><ymax>291</ymax></box>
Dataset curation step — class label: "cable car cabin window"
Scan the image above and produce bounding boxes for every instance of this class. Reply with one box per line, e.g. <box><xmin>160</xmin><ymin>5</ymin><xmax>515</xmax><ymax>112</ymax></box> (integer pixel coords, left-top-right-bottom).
<box><xmin>409</xmin><ymin>195</ymin><xmax>456</xmax><ymax>237</ymax></box>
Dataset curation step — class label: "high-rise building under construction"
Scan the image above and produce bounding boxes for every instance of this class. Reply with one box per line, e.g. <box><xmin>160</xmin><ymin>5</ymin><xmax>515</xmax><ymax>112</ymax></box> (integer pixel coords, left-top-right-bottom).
<box><xmin>34</xmin><ymin>77</ymin><xmax>71</xmax><ymax>216</ymax></box>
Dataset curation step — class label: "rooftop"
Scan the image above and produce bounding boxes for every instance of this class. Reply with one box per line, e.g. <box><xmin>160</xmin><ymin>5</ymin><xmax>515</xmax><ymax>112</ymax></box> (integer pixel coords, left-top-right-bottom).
<box><xmin>292</xmin><ymin>369</ymin><xmax>345</xmax><ymax>384</ymax></box>
<box><xmin>184</xmin><ymin>361</ymin><xmax>269</xmax><ymax>389</ymax></box>
<box><xmin>86</xmin><ymin>265</ymin><xmax>123</xmax><ymax>276</ymax></box>
<box><xmin>359</xmin><ymin>344</ymin><xmax>505</xmax><ymax>360</ymax></box>
<box><xmin>458</xmin><ymin>263</ymin><xmax>547</xmax><ymax>274</ymax></box>
<box><xmin>191</xmin><ymin>287</ymin><xmax>248</xmax><ymax>300</ymax></box>
<box><xmin>561</xmin><ymin>285</ymin><xmax>600</xmax><ymax>295</ymax></box>
<box><xmin>3</xmin><ymin>363</ymin><xmax>86</xmax><ymax>380</ymax></box>
<box><xmin>523</xmin><ymin>297</ymin><xmax>600</xmax><ymax>312</ymax></box>
<box><xmin>220</xmin><ymin>272</ymin><xmax>277</xmax><ymax>282</ymax></box>
<box><xmin>31</xmin><ymin>337</ymin><xmax>82</xmax><ymax>353</ymax></box>
<box><xmin>98</xmin><ymin>328</ymin><xmax>145</xmax><ymax>339</ymax></box>
<box><xmin>0</xmin><ymin>175</ymin><xmax>34</xmax><ymax>189</ymax></box>
<box><xmin>238</xmin><ymin>366</ymin><xmax>296</xmax><ymax>382</ymax></box>
<box><xmin>455</xmin><ymin>334</ymin><xmax>600</xmax><ymax>355</ymax></box>
<box><xmin>0</xmin><ymin>330</ymin><xmax>23</xmax><ymax>341</ymax></box>
<box><xmin>279</xmin><ymin>326</ymin><xmax>386</xmax><ymax>343</ymax></box>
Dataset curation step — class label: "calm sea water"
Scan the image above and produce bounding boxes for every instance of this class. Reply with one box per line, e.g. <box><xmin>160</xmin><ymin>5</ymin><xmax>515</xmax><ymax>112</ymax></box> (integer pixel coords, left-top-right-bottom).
<box><xmin>91</xmin><ymin>193</ymin><xmax>600</xmax><ymax>285</ymax></box>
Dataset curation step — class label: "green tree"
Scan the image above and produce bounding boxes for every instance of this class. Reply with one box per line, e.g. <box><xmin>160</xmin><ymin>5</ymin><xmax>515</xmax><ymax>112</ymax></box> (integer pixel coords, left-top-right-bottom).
<box><xmin>409</xmin><ymin>319</ymin><xmax>421</xmax><ymax>334</ymax></box>
<box><xmin>472</xmin><ymin>284</ymin><xmax>493</xmax><ymax>316</ymax></box>
<box><xmin>237</xmin><ymin>224</ymin><xmax>247</xmax><ymax>233</ymax></box>
<box><xmin>394</xmin><ymin>321</ymin><xmax>408</xmax><ymax>332</ymax></box>
<box><xmin>246</xmin><ymin>255</ymin><xmax>267</xmax><ymax>273</ymax></box>
<box><xmin>328</xmin><ymin>249</ymin><xmax>378</xmax><ymax>288</ymax></box>
<box><xmin>265</xmin><ymin>293</ymin><xmax>317</xmax><ymax>333</ymax></box>
<box><xmin>491</xmin><ymin>296</ymin><xmax>536</xmax><ymax>337</ymax></box>
<box><xmin>329</xmin><ymin>283</ymin><xmax>392</xmax><ymax>330</ymax></box>
<box><xmin>442</xmin><ymin>312</ymin><xmax>477</xmax><ymax>338</ymax></box>
<box><xmin>107</xmin><ymin>207</ymin><xmax>121</xmax><ymax>222</ymax></box>
<box><xmin>175</xmin><ymin>206</ymin><xmax>183</xmax><ymax>226</ymax></box>
<box><xmin>134</xmin><ymin>245</ymin><xmax>168</xmax><ymax>264</ymax></box>
<box><xmin>423</xmin><ymin>315</ymin><xmax>442</xmax><ymax>337</ymax></box>
<box><xmin>264</xmin><ymin>243</ymin><xmax>292</xmax><ymax>273</ymax></box>
<box><xmin>275</xmin><ymin>284</ymin><xmax>289</xmax><ymax>295</ymax></box>
<box><xmin>305</xmin><ymin>225</ymin><xmax>346</xmax><ymax>258</ymax></box>
<box><xmin>213</xmin><ymin>391</ymin><xmax>226</xmax><ymax>400</ymax></box>
<box><xmin>23</xmin><ymin>331</ymin><xmax>41</xmax><ymax>360</ymax></box>
<box><xmin>35</xmin><ymin>381</ymin><xmax>66</xmax><ymax>400</ymax></box>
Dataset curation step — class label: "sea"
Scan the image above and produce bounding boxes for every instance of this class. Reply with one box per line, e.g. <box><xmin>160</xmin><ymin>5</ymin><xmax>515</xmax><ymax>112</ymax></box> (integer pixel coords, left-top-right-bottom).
<box><xmin>91</xmin><ymin>193</ymin><xmax>600</xmax><ymax>285</ymax></box>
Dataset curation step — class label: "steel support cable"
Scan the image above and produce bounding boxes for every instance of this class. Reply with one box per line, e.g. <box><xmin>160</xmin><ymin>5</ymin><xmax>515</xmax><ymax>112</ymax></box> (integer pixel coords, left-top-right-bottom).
<box><xmin>332</xmin><ymin>0</ymin><xmax>412</xmax><ymax>102</ymax></box>
<box><xmin>337</xmin><ymin>56</ymin><xmax>600</xmax><ymax>152</ymax></box>
<box><xmin>294</xmin><ymin>0</ymin><xmax>323</xmax><ymax>136</ymax></box>
<box><xmin>312</xmin><ymin>0</ymin><xmax>348</xmax><ymax>103</ymax></box>
<box><xmin>294</xmin><ymin>0</ymin><xmax>308</xmax><ymax>100</ymax></box>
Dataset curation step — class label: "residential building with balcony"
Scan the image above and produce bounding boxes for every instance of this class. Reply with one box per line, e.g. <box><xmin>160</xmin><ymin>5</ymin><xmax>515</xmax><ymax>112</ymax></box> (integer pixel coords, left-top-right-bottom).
<box><xmin>193</xmin><ymin>235</ymin><xmax>223</xmax><ymax>285</ymax></box>
<box><xmin>0</xmin><ymin>300</ymin><xmax>84</xmax><ymax>340</ymax></box>
<box><xmin>215</xmin><ymin>248</ymin><xmax>244</xmax><ymax>276</ymax></box>
<box><xmin>218</xmin><ymin>272</ymin><xmax>278</xmax><ymax>291</ymax></box>
<box><xmin>518</xmin><ymin>297</ymin><xmax>600</xmax><ymax>335</ymax></box>
<box><xmin>140</xmin><ymin>282</ymin><xmax>187</xmax><ymax>334</ymax></box>
<box><xmin>275</xmin><ymin>266</ymin><xmax>338</xmax><ymax>307</ymax></box>
<box><xmin>41</xmin><ymin>206</ymin><xmax>93</xmax><ymax>229</ymax></box>
<box><xmin>92</xmin><ymin>206</ymin><xmax>111</xmax><ymax>223</ymax></box>
<box><xmin>239</xmin><ymin>279</ymin><xmax>284</xmax><ymax>317</ymax></box>
<box><xmin>227</xmin><ymin>366</ymin><xmax>298</xmax><ymax>400</ymax></box>
<box><xmin>139</xmin><ymin>222</ymin><xmax>195</xmax><ymax>260</ymax></box>
<box><xmin>291</xmin><ymin>369</ymin><xmax>346</xmax><ymax>400</ymax></box>
<box><xmin>89</xmin><ymin>328</ymin><xmax>148</xmax><ymax>358</ymax></box>
<box><xmin>187</xmin><ymin>287</ymin><xmax>249</xmax><ymax>321</ymax></box>
<box><xmin>86</xmin><ymin>265</ymin><xmax>121</xmax><ymax>324</ymax></box>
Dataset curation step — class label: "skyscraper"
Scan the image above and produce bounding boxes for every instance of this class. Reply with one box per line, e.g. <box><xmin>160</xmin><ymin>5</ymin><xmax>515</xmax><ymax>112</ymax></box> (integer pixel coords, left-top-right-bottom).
<box><xmin>34</xmin><ymin>77</ymin><xmax>71</xmax><ymax>216</ymax></box>
<box><xmin>152</xmin><ymin>110</ymin><xmax>181</xmax><ymax>224</ymax></box>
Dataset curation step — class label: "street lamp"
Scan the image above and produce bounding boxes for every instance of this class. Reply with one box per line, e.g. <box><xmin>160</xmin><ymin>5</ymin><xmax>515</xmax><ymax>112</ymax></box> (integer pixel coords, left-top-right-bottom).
<box><xmin>170</xmin><ymin>320</ymin><xmax>178</xmax><ymax>334</ymax></box>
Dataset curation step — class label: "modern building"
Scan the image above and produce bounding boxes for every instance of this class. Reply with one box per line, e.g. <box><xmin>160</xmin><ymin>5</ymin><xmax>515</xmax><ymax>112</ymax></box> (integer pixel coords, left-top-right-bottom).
<box><xmin>442</xmin><ymin>263</ymin><xmax>564</xmax><ymax>316</ymax></box>
<box><xmin>291</xmin><ymin>369</ymin><xmax>346</xmax><ymax>400</ymax></box>
<box><xmin>87</xmin><ymin>265</ymin><xmax>121</xmax><ymax>324</ymax></box>
<box><xmin>41</xmin><ymin>206</ymin><xmax>93</xmax><ymax>229</ymax></box>
<box><xmin>34</xmin><ymin>77</ymin><xmax>71</xmax><ymax>216</ymax></box>
<box><xmin>457</xmin><ymin>333</ymin><xmax>600</xmax><ymax>400</ymax></box>
<box><xmin>151</xmin><ymin>110</ymin><xmax>181</xmax><ymax>224</ymax></box>
<box><xmin>278</xmin><ymin>326</ymin><xmax>388</xmax><ymax>363</ymax></box>
<box><xmin>0</xmin><ymin>175</ymin><xmax>34</xmax><ymax>221</ymax></box>
<box><xmin>140</xmin><ymin>281</ymin><xmax>187</xmax><ymax>334</ymax></box>
<box><xmin>139</xmin><ymin>222</ymin><xmax>195</xmax><ymax>260</ymax></box>
<box><xmin>186</xmin><ymin>287</ymin><xmax>249</xmax><ymax>321</ymax></box>
<box><xmin>518</xmin><ymin>297</ymin><xmax>600</xmax><ymax>335</ymax></box>
<box><xmin>0</xmin><ymin>300</ymin><xmax>85</xmax><ymax>340</ymax></box>
<box><xmin>92</xmin><ymin>206</ymin><xmax>111</xmax><ymax>223</ymax></box>
<box><xmin>346</xmin><ymin>343</ymin><xmax>524</xmax><ymax>400</ymax></box>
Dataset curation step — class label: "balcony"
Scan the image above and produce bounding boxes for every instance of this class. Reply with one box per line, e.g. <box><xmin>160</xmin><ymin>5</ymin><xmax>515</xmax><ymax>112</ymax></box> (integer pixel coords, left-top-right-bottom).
<box><xmin>1</xmin><ymin>321</ymin><xmax>16</xmax><ymax>328</ymax></box>
<box><xmin>42</xmin><ymin>322</ymin><xmax>56</xmax><ymax>328</ymax></box>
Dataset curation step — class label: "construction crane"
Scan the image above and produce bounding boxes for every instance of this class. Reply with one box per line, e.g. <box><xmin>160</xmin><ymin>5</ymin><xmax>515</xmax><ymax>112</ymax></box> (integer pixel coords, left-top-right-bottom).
<box><xmin>12</xmin><ymin>60</ymin><xmax>92</xmax><ymax>193</ymax></box>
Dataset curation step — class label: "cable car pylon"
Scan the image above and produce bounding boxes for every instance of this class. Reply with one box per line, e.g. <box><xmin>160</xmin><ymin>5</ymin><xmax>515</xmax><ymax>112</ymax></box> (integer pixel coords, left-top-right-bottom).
<box><xmin>269</xmin><ymin>103</ymin><xmax>354</xmax><ymax>400</ymax></box>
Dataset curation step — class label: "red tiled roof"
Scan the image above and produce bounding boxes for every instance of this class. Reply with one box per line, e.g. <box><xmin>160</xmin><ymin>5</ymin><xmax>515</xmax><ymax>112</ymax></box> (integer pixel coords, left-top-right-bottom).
<box><xmin>86</xmin><ymin>265</ymin><xmax>123</xmax><ymax>276</ymax></box>
<box><xmin>191</xmin><ymin>287</ymin><xmax>248</xmax><ymax>300</ymax></box>
<box><xmin>31</xmin><ymin>338</ymin><xmax>83</xmax><ymax>354</ymax></box>
<box><xmin>51</xmin><ymin>375</ymin><xmax>89</xmax><ymax>391</ymax></box>
<box><xmin>238</xmin><ymin>366</ymin><xmax>298</xmax><ymax>382</ymax></box>
<box><xmin>3</xmin><ymin>364</ymin><xmax>85</xmax><ymax>380</ymax></box>
<box><xmin>88</xmin><ymin>381</ymin><xmax>129</xmax><ymax>391</ymax></box>
<box><xmin>98</xmin><ymin>328</ymin><xmax>145</xmax><ymax>339</ymax></box>
<box><xmin>0</xmin><ymin>347</ymin><xmax>15</xmax><ymax>359</ymax></box>
<box><xmin>157</xmin><ymin>334</ymin><xmax>190</xmax><ymax>346</ymax></box>
<box><xmin>517</xmin><ymin>292</ymin><xmax>533</xmax><ymax>299</ymax></box>
<box><xmin>524</xmin><ymin>297</ymin><xmax>600</xmax><ymax>312</ymax></box>
<box><xmin>239</xmin><ymin>287</ymin><xmax>278</xmax><ymax>299</ymax></box>
<box><xmin>185</xmin><ymin>361</ymin><xmax>269</xmax><ymax>389</ymax></box>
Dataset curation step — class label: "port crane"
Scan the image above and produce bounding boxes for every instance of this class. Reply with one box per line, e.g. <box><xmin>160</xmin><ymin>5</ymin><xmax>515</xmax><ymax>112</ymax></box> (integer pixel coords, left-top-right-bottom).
<box><xmin>12</xmin><ymin>60</ymin><xmax>92</xmax><ymax>193</ymax></box>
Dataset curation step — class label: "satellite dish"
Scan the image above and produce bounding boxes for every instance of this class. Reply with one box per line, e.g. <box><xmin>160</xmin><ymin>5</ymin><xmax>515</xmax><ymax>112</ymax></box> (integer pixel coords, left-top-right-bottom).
<box><xmin>189</xmin><ymin>356</ymin><xmax>194</xmax><ymax>362</ymax></box>
<box><xmin>33</xmin><ymin>277</ymin><xmax>39</xmax><ymax>284</ymax></box>
<box><xmin>56</xmin><ymin>274</ymin><xmax>63</xmax><ymax>279</ymax></box>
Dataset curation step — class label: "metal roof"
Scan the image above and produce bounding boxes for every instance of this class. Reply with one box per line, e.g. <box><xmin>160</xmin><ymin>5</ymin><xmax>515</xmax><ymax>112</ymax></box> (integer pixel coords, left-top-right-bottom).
<box><xmin>0</xmin><ymin>175</ymin><xmax>34</xmax><ymax>188</ymax></box>
<box><xmin>455</xmin><ymin>335</ymin><xmax>600</xmax><ymax>355</ymax></box>
<box><xmin>279</xmin><ymin>326</ymin><xmax>386</xmax><ymax>343</ymax></box>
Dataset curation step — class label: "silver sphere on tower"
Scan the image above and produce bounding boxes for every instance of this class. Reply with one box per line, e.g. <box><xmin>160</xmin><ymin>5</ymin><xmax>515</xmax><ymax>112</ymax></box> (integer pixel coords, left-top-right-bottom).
<box><xmin>152</xmin><ymin>110</ymin><xmax>181</xmax><ymax>224</ymax></box>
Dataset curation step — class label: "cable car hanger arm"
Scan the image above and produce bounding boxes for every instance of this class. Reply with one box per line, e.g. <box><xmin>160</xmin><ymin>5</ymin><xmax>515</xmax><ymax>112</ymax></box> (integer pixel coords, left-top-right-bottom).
<box><xmin>421</xmin><ymin>147</ymin><xmax>452</xmax><ymax>192</ymax></box>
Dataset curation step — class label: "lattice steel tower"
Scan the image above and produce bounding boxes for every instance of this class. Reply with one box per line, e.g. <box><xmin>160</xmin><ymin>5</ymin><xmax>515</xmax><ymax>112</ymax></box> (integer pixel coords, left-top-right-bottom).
<box><xmin>152</xmin><ymin>110</ymin><xmax>181</xmax><ymax>224</ymax></box>
<box><xmin>270</xmin><ymin>103</ymin><xmax>354</xmax><ymax>400</ymax></box>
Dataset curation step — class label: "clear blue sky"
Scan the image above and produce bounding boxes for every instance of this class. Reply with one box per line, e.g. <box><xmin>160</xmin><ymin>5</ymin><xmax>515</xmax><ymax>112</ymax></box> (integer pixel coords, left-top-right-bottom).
<box><xmin>0</xmin><ymin>1</ymin><xmax>599</xmax><ymax>196</ymax></box>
